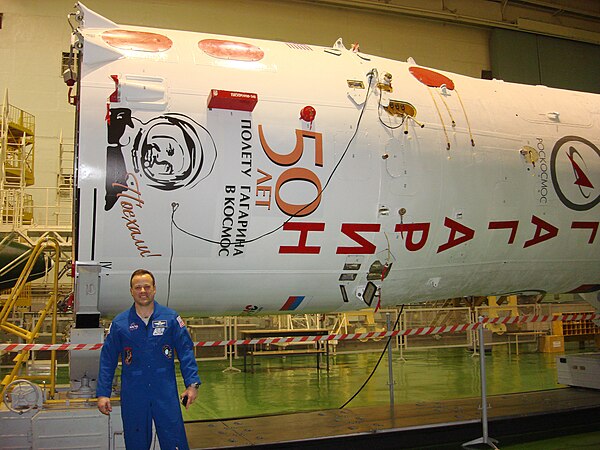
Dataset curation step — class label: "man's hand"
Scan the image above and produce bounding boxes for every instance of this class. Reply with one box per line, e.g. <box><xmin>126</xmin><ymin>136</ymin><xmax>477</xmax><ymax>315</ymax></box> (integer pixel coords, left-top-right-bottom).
<box><xmin>98</xmin><ymin>396</ymin><xmax>112</xmax><ymax>415</ymax></box>
<box><xmin>181</xmin><ymin>384</ymin><xmax>199</xmax><ymax>410</ymax></box>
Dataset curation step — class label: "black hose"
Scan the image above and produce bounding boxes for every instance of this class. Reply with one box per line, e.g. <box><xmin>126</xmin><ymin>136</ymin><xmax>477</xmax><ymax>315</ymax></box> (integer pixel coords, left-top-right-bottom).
<box><xmin>339</xmin><ymin>304</ymin><xmax>405</xmax><ymax>409</ymax></box>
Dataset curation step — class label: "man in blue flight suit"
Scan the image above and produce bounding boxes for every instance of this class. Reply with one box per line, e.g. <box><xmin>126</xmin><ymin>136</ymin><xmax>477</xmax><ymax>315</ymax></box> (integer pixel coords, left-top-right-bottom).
<box><xmin>97</xmin><ymin>269</ymin><xmax>201</xmax><ymax>450</ymax></box>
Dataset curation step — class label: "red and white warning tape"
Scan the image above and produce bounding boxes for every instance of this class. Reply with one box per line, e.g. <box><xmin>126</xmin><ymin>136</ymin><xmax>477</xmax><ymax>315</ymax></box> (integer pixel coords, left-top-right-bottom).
<box><xmin>1</xmin><ymin>313</ymin><xmax>598</xmax><ymax>352</ymax></box>
<box><xmin>0</xmin><ymin>343</ymin><xmax>104</xmax><ymax>352</ymax></box>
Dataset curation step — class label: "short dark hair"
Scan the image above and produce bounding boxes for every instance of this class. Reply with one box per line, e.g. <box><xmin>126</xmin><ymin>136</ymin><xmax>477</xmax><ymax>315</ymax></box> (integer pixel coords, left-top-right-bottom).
<box><xmin>130</xmin><ymin>269</ymin><xmax>156</xmax><ymax>287</ymax></box>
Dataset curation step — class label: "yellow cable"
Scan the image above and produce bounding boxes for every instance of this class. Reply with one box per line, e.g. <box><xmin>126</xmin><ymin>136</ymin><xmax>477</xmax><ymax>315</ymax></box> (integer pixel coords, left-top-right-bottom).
<box><xmin>455</xmin><ymin>88</ymin><xmax>475</xmax><ymax>147</ymax></box>
<box><xmin>427</xmin><ymin>88</ymin><xmax>450</xmax><ymax>150</ymax></box>
<box><xmin>437</xmin><ymin>91</ymin><xmax>456</xmax><ymax>127</ymax></box>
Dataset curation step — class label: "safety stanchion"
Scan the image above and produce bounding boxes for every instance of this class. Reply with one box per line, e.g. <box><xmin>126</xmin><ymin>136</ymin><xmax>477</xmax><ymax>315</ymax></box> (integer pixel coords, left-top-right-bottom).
<box><xmin>462</xmin><ymin>316</ymin><xmax>498</xmax><ymax>449</ymax></box>
<box><xmin>223</xmin><ymin>317</ymin><xmax>240</xmax><ymax>374</ymax></box>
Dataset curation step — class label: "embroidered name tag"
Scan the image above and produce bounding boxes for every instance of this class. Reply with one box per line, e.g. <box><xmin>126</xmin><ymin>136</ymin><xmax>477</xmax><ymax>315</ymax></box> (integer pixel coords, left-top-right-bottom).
<box><xmin>153</xmin><ymin>327</ymin><xmax>165</xmax><ymax>336</ymax></box>
<box><xmin>152</xmin><ymin>320</ymin><xmax>167</xmax><ymax>328</ymax></box>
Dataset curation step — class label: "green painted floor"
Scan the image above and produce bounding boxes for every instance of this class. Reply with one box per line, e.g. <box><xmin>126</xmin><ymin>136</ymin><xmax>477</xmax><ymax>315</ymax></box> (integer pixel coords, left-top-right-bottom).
<box><xmin>174</xmin><ymin>341</ymin><xmax>600</xmax><ymax>447</ymax></box>
<box><xmin>180</xmin><ymin>344</ymin><xmax>562</xmax><ymax>421</ymax></box>
<box><xmin>4</xmin><ymin>340</ymin><xmax>598</xmax><ymax>447</ymax></box>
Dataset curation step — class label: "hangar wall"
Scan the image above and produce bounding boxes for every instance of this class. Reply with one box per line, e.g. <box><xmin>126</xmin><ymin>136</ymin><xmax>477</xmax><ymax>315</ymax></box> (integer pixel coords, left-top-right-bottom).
<box><xmin>491</xmin><ymin>28</ymin><xmax>600</xmax><ymax>93</ymax></box>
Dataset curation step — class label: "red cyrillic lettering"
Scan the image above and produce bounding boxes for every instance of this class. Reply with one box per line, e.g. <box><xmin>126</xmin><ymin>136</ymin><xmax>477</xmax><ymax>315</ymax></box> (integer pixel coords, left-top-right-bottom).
<box><xmin>395</xmin><ymin>222</ymin><xmax>430</xmax><ymax>251</ymax></box>
<box><xmin>488</xmin><ymin>220</ymin><xmax>519</xmax><ymax>244</ymax></box>
<box><xmin>571</xmin><ymin>221</ymin><xmax>598</xmax><ymax>244</ymax></box>
<box><xmin>279</xmin><ymin>222</ymin><xmax>324</xmax><ymax>254</ymax></box>
<box><xmin>336</xmin><ymin>223</ymin><xmax>380</xmax><ymax>254</ymax></box>
<box><xmin>437</xmin><ymin>217</ymin><xmax>475</xmax><ymax>253</ymax></box>
<box><xmin>523</xmin><ymin>215</ymin><xmax>558</xmax><ymax>248</ymax></box>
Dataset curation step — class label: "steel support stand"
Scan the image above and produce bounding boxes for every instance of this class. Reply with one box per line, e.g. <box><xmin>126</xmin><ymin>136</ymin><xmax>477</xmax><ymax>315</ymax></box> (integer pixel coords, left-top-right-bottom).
<box><xmin>462</xmin><ymin>316</ymin><xmax>498</xmax><ymax>449</ymax></box>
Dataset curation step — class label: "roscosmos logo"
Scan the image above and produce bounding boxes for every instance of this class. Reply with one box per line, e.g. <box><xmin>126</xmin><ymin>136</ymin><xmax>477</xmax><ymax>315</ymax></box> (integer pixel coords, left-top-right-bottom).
<box><xmin>551</xmin><ymin>136</ymin><xmax>599</xmax><ymax>211</ymax></box>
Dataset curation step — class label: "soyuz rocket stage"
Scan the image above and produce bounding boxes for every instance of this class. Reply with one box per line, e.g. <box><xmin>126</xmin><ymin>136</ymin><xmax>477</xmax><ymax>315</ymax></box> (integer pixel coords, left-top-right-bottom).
<box><xmin>69</xmin><ymin>3</ymin><xmax>599</xmax><ymax>316</ymax></box>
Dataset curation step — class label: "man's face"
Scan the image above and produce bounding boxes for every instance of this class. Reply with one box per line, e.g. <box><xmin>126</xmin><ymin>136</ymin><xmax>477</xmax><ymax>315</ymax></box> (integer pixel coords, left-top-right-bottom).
<box><xmin>130</xmin><ymin>274</ymin><xmax>156</xmax><ymax>308</ymax></box>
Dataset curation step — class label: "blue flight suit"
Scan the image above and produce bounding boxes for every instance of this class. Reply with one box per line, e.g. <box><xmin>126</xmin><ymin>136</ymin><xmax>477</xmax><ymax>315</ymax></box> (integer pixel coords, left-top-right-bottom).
<box><xmin>97</xmin><ymin>302</ymin><xmax>201</xmax><ymax>450</ymax></box>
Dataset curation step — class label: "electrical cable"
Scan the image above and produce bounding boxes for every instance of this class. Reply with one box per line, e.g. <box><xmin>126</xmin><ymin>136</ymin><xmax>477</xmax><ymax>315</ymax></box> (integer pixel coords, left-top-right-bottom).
<box><xmin>167</xmin><ymin>69</ymin><xmax>377</xmax><ymax>300</ymax></box>
<box><xmin>170</xmin><ymin>69</ymin><xmax>377</xmax><ymax>246</ymax></box>
<box><xmin>156</xmin><ymin>204</ymin><xmax>178</xmax><ymax>448</ymax></box>
<box><xmin>377</xmin><ymin>89</ymin><xmax>406</xmax><ymax>130</ymax></box>
<box><xmin>339</xmin><ymin>304</ymin><xmax>405</xmax><ymax>409</ymax></box>
<box><xmin>378</xmin><ymin>231</ymin><xmax>395</xmax><ymax>266</ymax></box>
<box><xmin>166</xmin><ymin>202</ymin><xmax>179</xmax><ymax>307</ymax></box>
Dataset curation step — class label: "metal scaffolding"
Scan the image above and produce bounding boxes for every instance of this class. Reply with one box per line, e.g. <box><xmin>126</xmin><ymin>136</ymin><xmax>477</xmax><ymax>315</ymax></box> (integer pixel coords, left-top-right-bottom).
<box><xmin>0</xmin><ymin>89</ymin><xmax>35</xmax><ymax>229</ymax></box>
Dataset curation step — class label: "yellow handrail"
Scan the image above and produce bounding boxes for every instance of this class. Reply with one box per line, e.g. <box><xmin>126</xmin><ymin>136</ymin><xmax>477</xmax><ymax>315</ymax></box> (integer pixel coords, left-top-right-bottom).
<box><xmin>0</xmin><ymin>236</ymin><xmax>61</xmax><ymax>400</ymax></box>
